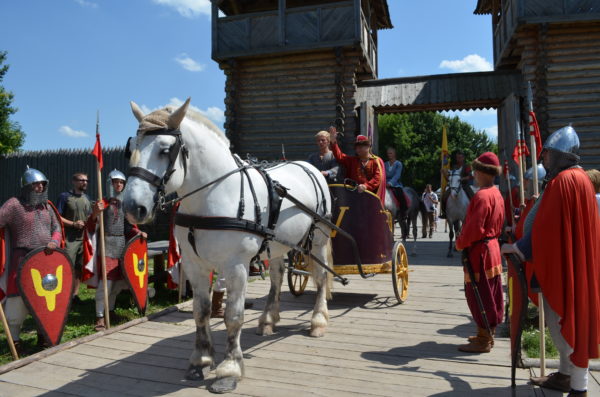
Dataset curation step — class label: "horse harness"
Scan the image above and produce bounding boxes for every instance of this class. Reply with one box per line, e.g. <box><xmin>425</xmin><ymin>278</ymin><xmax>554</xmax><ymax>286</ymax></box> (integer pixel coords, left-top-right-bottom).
<box><xmin>127</xmin><ymin>128</ymin><xmax>329</xmax><ymax>269</ymax></box>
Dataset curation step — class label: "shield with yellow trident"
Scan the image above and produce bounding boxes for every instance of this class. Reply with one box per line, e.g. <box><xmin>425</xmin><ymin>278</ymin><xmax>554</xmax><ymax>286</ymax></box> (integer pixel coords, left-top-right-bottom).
<box><xmin>121</xmin><ymin>235</ymin><xmax>149</xmax><ymax>314</ymax></box>
<box><xmin>17</xmin><ymin>247</ymin><xmax>74</xmax><ymax>346</ymax></box>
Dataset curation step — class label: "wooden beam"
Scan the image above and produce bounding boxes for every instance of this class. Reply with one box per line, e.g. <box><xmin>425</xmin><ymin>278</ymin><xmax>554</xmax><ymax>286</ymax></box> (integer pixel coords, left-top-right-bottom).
<box><xmin>279</xmin><ymin>0</ymin><xmax>286</xmax><ymax>46</ymax></box>
<box><xmin>212</xmin><ymin>1</ymin><xmax>218</xmax><ymax>59</ymax></box>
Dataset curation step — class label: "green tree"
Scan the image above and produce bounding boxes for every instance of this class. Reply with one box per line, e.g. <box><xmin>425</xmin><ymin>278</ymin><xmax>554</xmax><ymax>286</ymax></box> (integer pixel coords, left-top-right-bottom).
<box><xmin>378</xmin><ymin>112</ymin><xmax>497</xmax><ymax>192</ymax></box>
<box><xmin>0</xmin><ymin>51</ymin><xmax>25</xmax><ymax>155</ymax></box>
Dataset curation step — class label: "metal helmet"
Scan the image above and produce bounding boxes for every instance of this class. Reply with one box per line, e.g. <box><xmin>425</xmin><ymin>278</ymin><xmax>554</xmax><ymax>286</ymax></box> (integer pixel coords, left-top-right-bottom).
<box><xmin>524</xmin><ymin>164</ymin><xmax>546</xmax><ymax>181</ymax></box>
<box><xmin>544</xmin><ymin>125</ymin><xmax>580</xmax><ymax>155</ymax></box>
<box><xmin>107</xmin><ymin>169</ymin><xmax>126</xmax><ymax>199</ymax></box>
<box><xmin>21</xmin><ymin>166</ymin><xmax>48</xmax><ymax>187</ymax></box>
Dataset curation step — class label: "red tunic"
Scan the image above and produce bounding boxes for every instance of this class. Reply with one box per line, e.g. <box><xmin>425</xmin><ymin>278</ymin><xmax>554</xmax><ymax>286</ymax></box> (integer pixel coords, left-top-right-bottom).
<box><xmin>531</xmin><ymin>167</ymin><xmax>600</xmax><ymax>368</ymax></box>
<box><xmin>456</xmin><ymin>186</ymin><xmax>505</xmax><ymax>282</ymax></box>
<box><xmin>331</xmin><ymin>141</ymin><xmax>384</xmax><ymax>201</ymax></box>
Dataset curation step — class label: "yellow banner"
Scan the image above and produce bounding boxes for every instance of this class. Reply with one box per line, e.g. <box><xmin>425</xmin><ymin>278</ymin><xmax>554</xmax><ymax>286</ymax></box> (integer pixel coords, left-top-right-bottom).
<box><xmin>441</xmin><ymin>125</ymin><xmax>449</xmax><ymax>193</ymax></box>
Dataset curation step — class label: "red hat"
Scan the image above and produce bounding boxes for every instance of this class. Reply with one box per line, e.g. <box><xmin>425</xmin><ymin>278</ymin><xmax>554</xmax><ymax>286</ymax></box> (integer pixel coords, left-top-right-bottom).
<box><xmin>472</xmin><ymin>151</ymin><xmax>501</xmax><ymax>176</ymax></box>
<box><xmin>354</xmin><ymin>135</ymin><xmax>371</xmax><ymax>146</ymax></box>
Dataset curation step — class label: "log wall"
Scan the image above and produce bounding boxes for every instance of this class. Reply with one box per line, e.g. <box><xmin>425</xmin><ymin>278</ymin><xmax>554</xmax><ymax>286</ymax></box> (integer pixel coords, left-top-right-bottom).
<box><xmin>516</xmin><ymin>21</ymin><xmax>600</xmax><ymax>168</ymax></box>
<box><xmin>220</xmin><ymin>48</ymin><xmax>369</xmax><ymax>160</ymax></box>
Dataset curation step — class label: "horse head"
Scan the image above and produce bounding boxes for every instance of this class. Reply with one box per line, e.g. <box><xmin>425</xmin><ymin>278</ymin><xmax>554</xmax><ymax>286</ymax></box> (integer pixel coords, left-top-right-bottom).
<box><xmin>122</xmin><ymin>98</ymin><xmax>191</xmax><ymax>224</ymax></box>
<box><xmin>448</xmin><ymin>169</ymin><xmax>463</xmax><ymax>198</ymax></box>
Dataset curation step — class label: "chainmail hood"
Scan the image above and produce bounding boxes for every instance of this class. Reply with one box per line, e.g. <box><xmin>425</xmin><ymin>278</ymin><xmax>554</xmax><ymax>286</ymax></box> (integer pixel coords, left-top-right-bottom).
<box><xmin>20</xmin><ymin>184</ymin><xmax>49</xmax><ymax>207</ymax></box>
<box><xmin>543</xmin><ymin>148</ymin><xmax>579</xmax><ymax>184</ymax></box>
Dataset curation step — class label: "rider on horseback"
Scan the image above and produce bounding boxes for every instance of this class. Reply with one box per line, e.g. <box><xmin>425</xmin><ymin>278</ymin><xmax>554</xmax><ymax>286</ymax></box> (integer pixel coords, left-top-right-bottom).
<box><xmin>385</xmin><ymin>147</ymin><xmax>408</xmax><ymax>212</ymax></box>
<box><xmin>440</xmin><ymin>150</ymin><xmax>474</xmax><ymax>219</ymax></box>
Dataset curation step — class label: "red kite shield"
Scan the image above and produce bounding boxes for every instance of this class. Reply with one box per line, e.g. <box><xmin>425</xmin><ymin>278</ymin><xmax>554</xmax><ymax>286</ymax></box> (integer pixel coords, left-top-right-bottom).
<box><xmin>17</xmin><ymin>247</ymin><xmax>74</xmax><ymax>346</ymax></box>
<box><xmin>121</xmin><ymin>235</ymin><xmax>148</xmax><ymax>314</ymax></box>
<box><xmin>505</xmin><ymin>253</ymin><xmax>528</xmax><ymax>388</ymax></box>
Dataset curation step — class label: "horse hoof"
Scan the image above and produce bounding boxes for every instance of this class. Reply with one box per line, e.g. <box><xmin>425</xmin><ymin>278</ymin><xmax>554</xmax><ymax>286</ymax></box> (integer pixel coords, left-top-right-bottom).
<box><xmin>257</xmin><ymin>324</ymin><xmax>275</xmax><ymax>336</ymax></box>
<box><xmin>310</xmin><ymin>326</ymin><xmax>326</xmax><ymax>338</ymax></box>
<box><xmin>186</xmin><ymin>364</ymin><xmax>210</xmax><ymax>381</ymax></box>
<box><xmin>208</xmin><ymin>377</ymin><xmax>238</xmax><ymax>394</ymax></box>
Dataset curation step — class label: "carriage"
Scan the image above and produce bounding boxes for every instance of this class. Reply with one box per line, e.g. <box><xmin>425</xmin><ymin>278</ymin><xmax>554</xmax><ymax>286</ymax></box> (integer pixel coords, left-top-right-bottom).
<box><xmin>286</xmin><ymin>183</ymin><xmax>410</xmax><ymax>303</ymax></box>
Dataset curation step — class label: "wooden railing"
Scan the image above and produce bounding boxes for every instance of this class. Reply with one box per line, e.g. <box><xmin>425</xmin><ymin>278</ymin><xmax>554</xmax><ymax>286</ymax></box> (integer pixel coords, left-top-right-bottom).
<box><xmin>212</xmin><ymin>0</ymin><xmax>377</xmax><ymax>74</ymax></box>
<box><xmin>494</xmin><ymin>0</ymin><xmax>600</xmax><ymax>65</ymax></box>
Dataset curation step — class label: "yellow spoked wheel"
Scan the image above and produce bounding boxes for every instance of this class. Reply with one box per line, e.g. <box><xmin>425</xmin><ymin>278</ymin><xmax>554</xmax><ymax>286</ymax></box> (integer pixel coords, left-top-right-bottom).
<box><xmin>391</xmin><ymin>241</ymin><xmax>409</xmax><ymax>303</ymax></box>
<box><xmin>287</xmin><ymin>250</ymin><xmax>310</xmax><ymax>296</ymax></box>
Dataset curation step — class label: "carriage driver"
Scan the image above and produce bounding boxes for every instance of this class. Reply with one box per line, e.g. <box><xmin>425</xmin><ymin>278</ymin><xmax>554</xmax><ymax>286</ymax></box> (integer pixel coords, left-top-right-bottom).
<box><xmin>0</xmin><ymin>168</ymin><xmax>63</xmax><ymax>353</ymax></box>
<box><xmin>328</xmin><ymin>126</ymin><xmax>385</xmax><ymax>202</ymax></box>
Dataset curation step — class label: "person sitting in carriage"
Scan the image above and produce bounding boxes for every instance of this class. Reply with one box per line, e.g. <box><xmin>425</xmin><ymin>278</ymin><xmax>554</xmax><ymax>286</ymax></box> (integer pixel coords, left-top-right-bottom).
<box><xmin>440</xmin><ymin>150</ymin><xmax>474</xmax><ymax>218</ymax></box>
<box><xmin>328</xmin><ymin>126</ymin><xmax>385</xmax><ymax>203</ymax></box>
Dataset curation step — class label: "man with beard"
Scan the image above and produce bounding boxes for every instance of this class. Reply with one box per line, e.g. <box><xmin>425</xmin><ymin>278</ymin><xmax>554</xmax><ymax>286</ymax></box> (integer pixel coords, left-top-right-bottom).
<box><xmin>0</xmin><ymin>168</ymin><xmax>62</xmax><ymax>353</ymax></box>
<box><xmin>84</xmin><ymin>169</ymin><xmax>146</xmax><ymax>331</ymax></box>
<box><xmin>57</xmin><ymin>172</ymin><xmax>92</xmax><ymax>304</ymax></box>
<box><xmin>502</xmin><ymin>126</ymin><xmax>600</xmax><ymax>397</ymax></box>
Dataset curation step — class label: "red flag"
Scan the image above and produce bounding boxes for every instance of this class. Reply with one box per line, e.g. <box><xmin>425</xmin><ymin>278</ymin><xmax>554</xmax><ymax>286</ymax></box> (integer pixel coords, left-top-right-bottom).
<box><xmin>91</xmin><ymin>133</ymin><xmax>103</xmax><ymax>169</ymax></box>
<box><xmin>512</xmin><ymin>139</ymin><xmax>530</xmax><ymax>165</ymax></box>
<box><xmin>529</xmin><ymin>111</ymin><xmax>543</xmax><ymax>159</ymax></box>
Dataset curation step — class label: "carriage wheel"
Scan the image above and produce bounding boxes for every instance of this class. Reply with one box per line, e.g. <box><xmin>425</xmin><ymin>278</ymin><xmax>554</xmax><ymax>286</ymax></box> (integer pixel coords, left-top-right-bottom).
<box><xmin>392</xmin><ymin>241</ymin><xmax>409</xmax><ymax>303</ymax></box>
<box><xmin>287</xmin><ymin>250</ymin><xmax>310</xmax><ymax>296</ymax></box>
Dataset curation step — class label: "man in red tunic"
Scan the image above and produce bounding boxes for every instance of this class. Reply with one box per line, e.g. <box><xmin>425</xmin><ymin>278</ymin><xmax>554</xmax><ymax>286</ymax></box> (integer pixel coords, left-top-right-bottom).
<box><xmin>455</xmin><ymin>152</ymin><xmax>504</xmax><ymax>353</ymax></box>
<box><xmin>328</xmin><ymin>127</ymin><xmax>384</xmax><ymax>202</ymax></box>
<box><xmin>502</xmin><ymin>126</ymin><xmax>600</xmax><ymax>397</ymax></box>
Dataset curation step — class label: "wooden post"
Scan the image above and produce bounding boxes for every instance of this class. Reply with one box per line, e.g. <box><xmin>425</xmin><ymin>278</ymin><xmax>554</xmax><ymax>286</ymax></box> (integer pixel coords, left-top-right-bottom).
<box><xmin>97</xmin><ymin>166</ymin><xmax>110</xmax><ymax>329</ymax></box>
<box><xmin>0</xmin><ymin>302</ymin><xmax>19</xmax><ymax>360</ymax></box>
<box><xmin>278</xmin><ymin>0</ymin><xmax>286</xmax><ymax>46</ymax></box>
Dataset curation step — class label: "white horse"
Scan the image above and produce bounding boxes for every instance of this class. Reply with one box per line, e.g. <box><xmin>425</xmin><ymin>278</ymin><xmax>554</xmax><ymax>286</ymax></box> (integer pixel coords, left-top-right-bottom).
<box><xmin>445</xmin><ymin>169</ymin><xmax>471</xmax><ymax>257</ymax></box>
<box><xmin>122</xmin><ymin>99</ymin><xmax>333</xmax><ymax>393</ymax></box>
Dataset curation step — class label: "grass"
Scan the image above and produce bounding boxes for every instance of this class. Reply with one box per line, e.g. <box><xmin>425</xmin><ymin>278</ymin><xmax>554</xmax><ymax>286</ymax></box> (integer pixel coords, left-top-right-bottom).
<box><xmin>0</xmin><ymin>277</ymin><xmax>183</xmax><ymax>366</ymax></box>
<box><xmin>521</xmin><ymin>303</ymin><xmax>559</xmax><ymax>359</ymax></box>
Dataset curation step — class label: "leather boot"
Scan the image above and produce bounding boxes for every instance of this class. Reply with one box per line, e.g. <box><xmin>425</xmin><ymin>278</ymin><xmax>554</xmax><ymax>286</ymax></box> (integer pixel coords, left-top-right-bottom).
<box><xmin>468</xmin><ymin>327</ymin><xmax>495</xmax><ymax>346</ymax></box>
<box><xmin>95</xmin><ymin>317</ymin><xmax>106</xmax><ymax>332</ymax></box>
<box><xmin>530</xmin><ymin>372</ymin><xmax>571</xmax><ymax>392</ymax></box>
<box><xmin>211</xmin><ymin>291</ymin><xmax>225</xmax><ymax>318</ymax></box>
<box><xmin>36</xmin><ymin>331</ymin><xmax>50</xmax><ymax>349</ymax></box>
<box><xmin>458</xmin><ymin>328</ymin><xmax>493</xmax><ymax>353</ymax></box>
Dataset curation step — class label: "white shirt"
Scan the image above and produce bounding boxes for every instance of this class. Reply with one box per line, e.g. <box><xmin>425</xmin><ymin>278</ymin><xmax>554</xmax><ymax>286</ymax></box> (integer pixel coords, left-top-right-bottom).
<box><xmin>422</xmin><ymin>192</ymin><xmax>438</xmax><ymax>212</ymax></box>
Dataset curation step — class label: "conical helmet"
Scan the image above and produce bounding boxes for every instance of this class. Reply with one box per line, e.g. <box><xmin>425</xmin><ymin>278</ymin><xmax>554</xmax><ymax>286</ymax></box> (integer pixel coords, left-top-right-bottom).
<box><xmin>544</xmin><ymin>125</ymin><xmax>579</xmax><ymax>155</ymax></box>
<box><xmin>524</xmin><ymin>164</ymin><xmax>546</xmax><ymax>180</ymax></box>
<box><xmin>21</xmin><ymin>166</ymin><xmax>48</xmax><ymax>187</ymax></box>
<box><xmin>107</xmin><ymin>169</ymin><xmax>126</xmax><ymax>198</ymax></box>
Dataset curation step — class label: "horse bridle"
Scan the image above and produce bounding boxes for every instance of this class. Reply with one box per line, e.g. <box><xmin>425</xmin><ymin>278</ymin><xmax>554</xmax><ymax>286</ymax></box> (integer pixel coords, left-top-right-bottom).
<box><xmin>127</xmin><ymin>128</ymin><xmax>189</xmax><ymax>210</ymax></box>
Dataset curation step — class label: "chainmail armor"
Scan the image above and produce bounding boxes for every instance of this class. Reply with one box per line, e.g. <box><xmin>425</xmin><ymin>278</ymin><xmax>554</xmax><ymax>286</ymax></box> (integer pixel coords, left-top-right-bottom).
<box><xmin>0</xmin><ymin>197</ymin><xmax>60</xmax><ymax>250</ymax></box>
<box><xmin>20</xmin><ymin>185</ymin><xmax>49</xmax><ymax>207</ymax></box>
<box><xmin>104</xmin><ymin>199</ymin><xmax>126</xmax><ymax>258</ymax></box>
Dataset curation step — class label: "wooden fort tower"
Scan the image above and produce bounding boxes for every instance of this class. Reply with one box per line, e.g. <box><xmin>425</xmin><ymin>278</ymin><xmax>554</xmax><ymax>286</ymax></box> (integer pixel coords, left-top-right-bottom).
<box><xmin>211</xmin><ymin>0</ymin><xmax>392</xmax><ymax>159</ymax></box>
<box><xmin>475</xmin><ymin>0</ymin><xmax>600</xmax><ymax>168</ymax></box>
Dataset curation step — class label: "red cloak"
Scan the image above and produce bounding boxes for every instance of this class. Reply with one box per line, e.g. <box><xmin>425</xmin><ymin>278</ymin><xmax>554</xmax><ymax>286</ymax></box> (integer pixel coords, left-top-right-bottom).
<box><xmin>331</xmin><ymin>141</ymin><xmax>384</xmax><ymax>201</ymax></box>
<box><xmin>531</xmin><ymin>167</ymin><xmax>600</xmax><ymax>368</ymax></box>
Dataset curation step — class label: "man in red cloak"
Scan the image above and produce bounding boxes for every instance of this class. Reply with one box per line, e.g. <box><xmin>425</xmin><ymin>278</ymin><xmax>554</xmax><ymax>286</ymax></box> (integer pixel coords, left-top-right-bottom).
<box><xmin>328</xmin><ymin>127</ymin><xmax>385</xmax><ymax>204</ymax></box>
<box><xmin>502</xmin><ymin>125</ymin><xmax>600</xmax><ymax>397</ymax></box>
<box><xmin>455</xmin><ymin>152</ymin><xmax>505</xmax><ymax>353</ymax></box>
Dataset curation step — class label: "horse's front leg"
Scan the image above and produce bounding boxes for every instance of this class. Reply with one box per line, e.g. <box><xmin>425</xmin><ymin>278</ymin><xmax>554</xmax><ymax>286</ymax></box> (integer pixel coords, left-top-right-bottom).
<box><xmin>257</xmin><ymin>257</ymin><xmax>285</xmax><ymax>336</ymax></box>
<box><xmin>309</xmin><ymin>234</ymin><xmax>331</xmax><ymax>338</ymax></box>
<box><xmin>209</xmin><ymin>263</ymin><xmax>247</xmax><ymax>393</ymax></box>
<box><xmin>448</xmin><ymin>223</ymin><xmax>454</xmax><ymax>258</ymax></box>
<box><xmin>185</xmin><ymin>265</ymin><xmax>215</xmax><ymax>381</ymax></box>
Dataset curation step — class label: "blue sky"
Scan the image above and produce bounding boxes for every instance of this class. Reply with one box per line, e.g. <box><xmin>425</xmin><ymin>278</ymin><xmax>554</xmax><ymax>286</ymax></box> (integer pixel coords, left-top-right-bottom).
<box><xmin>0</xmin><ymin>0</ymin><xmax>497</xmax><ymax>152</ymax></box>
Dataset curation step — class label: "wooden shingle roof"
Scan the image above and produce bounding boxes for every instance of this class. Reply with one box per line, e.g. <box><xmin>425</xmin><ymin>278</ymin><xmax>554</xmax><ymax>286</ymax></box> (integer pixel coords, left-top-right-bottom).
<box><xmin>355</xmin><ymin>71</ymin><xmax>522</xmax><ymax>112</ymax></box>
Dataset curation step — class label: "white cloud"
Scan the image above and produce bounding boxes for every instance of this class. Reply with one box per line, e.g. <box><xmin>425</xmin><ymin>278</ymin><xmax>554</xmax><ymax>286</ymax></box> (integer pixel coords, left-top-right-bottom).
<box><xmin>139</xmin><ymin>97</ymin><xmax>225</xmax><ymax>126</ymax></box>
<box><xmin>443</xmin><ymin>109</ymin><xmax>496</xmax><ymax>118</ymax></box>
<box><xmin>74</xmin><ymin>0</ymin><xmax>98</xmax><ymax>8</ymax></box>
<box><xmin>484</xmin><ymin>125</ymin><xmax>498</xmax><ymax>142</ymax></box>
<box><xmin>152</xmin><ymin>0</ymin><xmax>210</xmax><ymax>18</ymax></box>
<box><xmin>174</xmin><ymin>53</ymin><xmax>205</xmax><ymax>72</ymax></box>
<box><xmin>439</xmin><ymin>54</ymin><xmax>493</xmax><ymax>73</ymax></box>
<box><xmin>59</xmin><ymin>125</ymin><xmax>89</xmax><ymax>138</ymax></box>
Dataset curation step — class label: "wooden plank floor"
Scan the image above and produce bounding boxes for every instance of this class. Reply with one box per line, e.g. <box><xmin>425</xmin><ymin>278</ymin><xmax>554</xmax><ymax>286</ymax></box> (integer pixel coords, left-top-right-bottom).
<box><xmin>1</xmin><ymin>226</ymin><xmax>598</xmax><ymax>396</ymax></box>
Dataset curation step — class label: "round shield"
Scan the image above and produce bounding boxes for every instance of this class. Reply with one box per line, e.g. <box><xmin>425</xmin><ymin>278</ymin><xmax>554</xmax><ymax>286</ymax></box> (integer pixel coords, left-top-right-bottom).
<box><xmin>17</xmin><ymin>247</ymin><xmax>74</xmax><ymax>346</ymax></box>
<box><xmin>120</xmin><ymin>235</ymin><xmax>149</xmax><ymax>314</ymax></box>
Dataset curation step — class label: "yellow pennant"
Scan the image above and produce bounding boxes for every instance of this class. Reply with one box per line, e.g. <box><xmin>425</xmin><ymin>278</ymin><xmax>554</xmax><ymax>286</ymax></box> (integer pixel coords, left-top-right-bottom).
<box><xmin>132</xmin><ymin>252</ymin><xmax>148</xmax><ymax>288</ymax></box>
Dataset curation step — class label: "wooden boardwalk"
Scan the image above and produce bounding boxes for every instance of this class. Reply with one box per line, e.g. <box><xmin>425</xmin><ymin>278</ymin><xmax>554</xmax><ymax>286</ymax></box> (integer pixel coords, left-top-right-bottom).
<box><xmin>1</xmin><ymin>229</ymin><xmax>599</xmax><ymax>396</ymax></box>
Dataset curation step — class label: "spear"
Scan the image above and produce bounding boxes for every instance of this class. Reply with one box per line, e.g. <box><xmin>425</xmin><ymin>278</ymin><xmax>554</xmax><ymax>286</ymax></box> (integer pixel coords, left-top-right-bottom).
<box><xmin>515</xmin><ymin>111</ymin><xmax>526</xmax><ymax>210</ymax></box>
<box><xmin>92</xmin><ymin>111</ymin><xmax>110</xmax><ymax>329</ymax></box>
<box><xmin>527</xmin><ymin>81</ymin><xmax>545</xmax><ymax>376</ymax></box>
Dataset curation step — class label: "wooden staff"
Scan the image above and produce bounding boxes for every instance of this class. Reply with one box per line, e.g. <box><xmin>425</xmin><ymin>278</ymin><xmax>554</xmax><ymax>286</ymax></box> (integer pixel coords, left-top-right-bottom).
<box><xmin>515</xmin><ymin>117</ymin><xmax>526</xmax><ymax>209</ymax></box>
<box><xmin>95</xmin><ymin>113</ymin><xmax>110</xmax><ymax>329</ymax></box>
<box><xmin>527</xmin><ymin>81</ymin><xmax>545</xmax><ymax>376</ymax></box>
<box><xmin>0</xmin><ymin>301</ymin><xmax>19</xmax><ymax>360</ymax></box>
